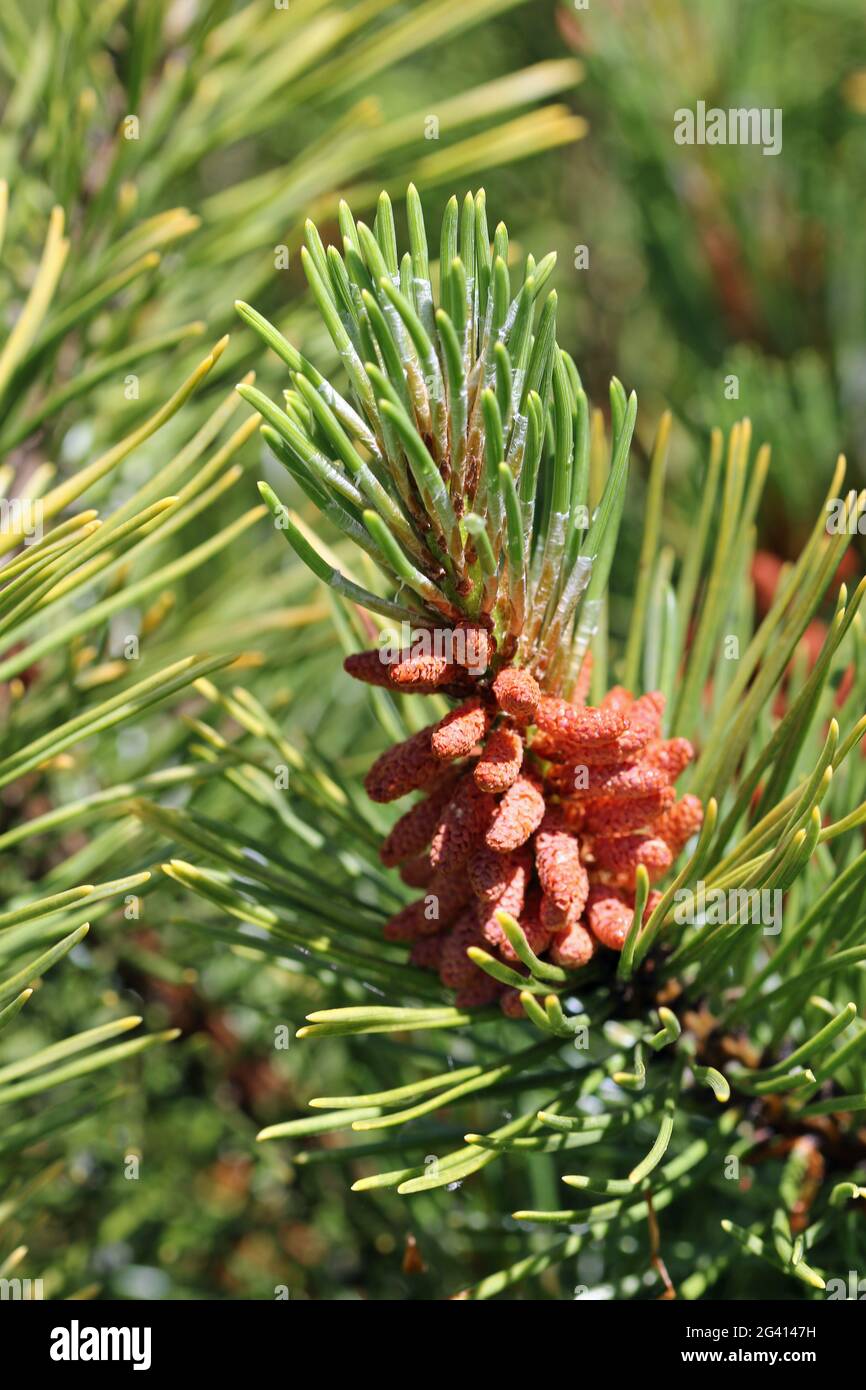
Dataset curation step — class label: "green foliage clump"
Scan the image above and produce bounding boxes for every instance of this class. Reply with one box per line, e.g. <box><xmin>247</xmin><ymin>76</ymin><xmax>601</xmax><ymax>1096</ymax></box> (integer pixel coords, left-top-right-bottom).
<box><xmin>154</xmin><ymin>186</ymin><xmax>866</xmax><ymax>1299</ymax></box>
<box><xmin>0</xmin><ymin>0</ymin><xmax>587</xmax><ymax>1299</ymax></box>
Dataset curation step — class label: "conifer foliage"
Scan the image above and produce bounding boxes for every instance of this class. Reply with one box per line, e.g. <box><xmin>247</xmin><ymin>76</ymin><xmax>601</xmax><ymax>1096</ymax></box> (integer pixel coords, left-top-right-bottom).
<box><xmin>188</xmin><ymin>186</ymin><xmax>866</xmax><ymax>1297</ymax></box>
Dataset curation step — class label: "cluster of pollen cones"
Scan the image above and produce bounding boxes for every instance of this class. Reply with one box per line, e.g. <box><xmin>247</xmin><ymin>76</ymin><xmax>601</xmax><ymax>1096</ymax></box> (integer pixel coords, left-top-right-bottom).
<box><xmin>346</xmin><ymin>628</ymin><xmax>703</xmax><ymax>1017</ymax></box>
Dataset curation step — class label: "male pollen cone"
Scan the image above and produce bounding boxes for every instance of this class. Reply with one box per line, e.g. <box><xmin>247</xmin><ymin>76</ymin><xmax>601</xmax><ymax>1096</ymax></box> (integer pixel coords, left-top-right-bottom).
<box><xmin>486</xmin><ymin>775</ymin><xmax>546</xmax><ymax>852</ymax></box>
<box><xmin>478</xmin><ymin>860</ymin><xmax>530</xmax><ymax>952</ymax></box>
<box><xmin>345</xmin><ymin>638</ymin><xmax>703</xmax><ymax>1018</ymax></box>
<box><xmin>469</xmin><ymin>844</ymin><xmax>526</xmax><ymax>902</ymax></box>
<box><xmin>493</xmin><ymin>667</ymin><xmax>540</xmax><ymax>721</ymax></box>
<box><xmin>430</xmin><ymin>773</ymin><xmax>493</xmax><ymax>872</ymax></box>
<box><xmin>474</xmin><ymin>726</ymin><xmax>523</xmax><ymax>792</ymax></box>
<box><xmin>379</xmin><ymin>778</ymin><xmax>457</xmax><ymax>866</ymax></box>
<box><xmin>364</xmin><ymin>727</ymin><xmax>442</xmax><ymax>802</ymax></box>
<box><xmin>399</xmin><ymin>854</ymin><xmax>435</xmax><ymax>888</ymax></box>
<box><xmin>534</xmin><ymin>810</ymin><xmax>589</xmax><ymax>926</ymax></box>
<box><xmin>432</xmin><ymin>698</ymin><xmax>490</xmax><ymax>759</ymax></box>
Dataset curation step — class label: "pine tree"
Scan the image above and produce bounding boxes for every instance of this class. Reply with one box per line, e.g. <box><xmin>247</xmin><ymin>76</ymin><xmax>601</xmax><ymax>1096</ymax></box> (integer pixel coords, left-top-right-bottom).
<box><xmin>157</xmin><ymin>186</ymin><xmax>866</xmax><ymax>1299</ymax></box>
